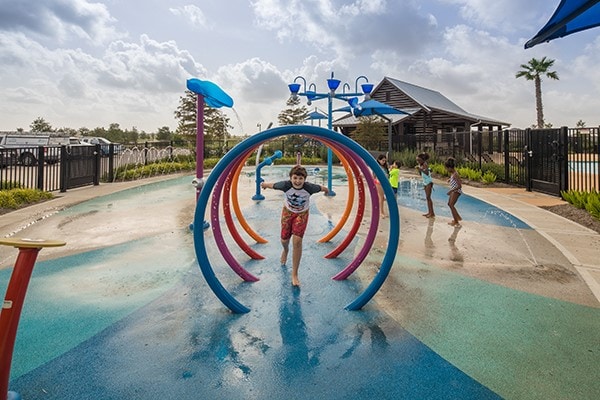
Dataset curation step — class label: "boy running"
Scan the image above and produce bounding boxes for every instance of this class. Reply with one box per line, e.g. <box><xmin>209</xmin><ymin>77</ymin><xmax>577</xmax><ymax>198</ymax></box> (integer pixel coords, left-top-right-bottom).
<box><xmin>261</xmin><ymin>165</ymin><xmax>329</xmax><ymax>286</ymax></box>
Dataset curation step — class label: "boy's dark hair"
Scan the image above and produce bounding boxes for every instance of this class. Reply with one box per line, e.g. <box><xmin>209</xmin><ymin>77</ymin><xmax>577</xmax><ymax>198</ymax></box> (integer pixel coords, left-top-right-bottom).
<box><xmin>289</xmin><ymin>165</ymin><xmax>307</xmax><ymax>178</ymax></box>
<box><xmin>444</xmin><ymin>157</ymin><xmax>456</xmax><ymax>169</ymax></box>
<box><xmin>391</xmin><ymin>160</ymin><xmax>400</xmax><ymax>167</ymax></box>
<box><xmin>417</xmin><ymin>152</ymin><xmax>430</xmax><ymax>161</ymax></box>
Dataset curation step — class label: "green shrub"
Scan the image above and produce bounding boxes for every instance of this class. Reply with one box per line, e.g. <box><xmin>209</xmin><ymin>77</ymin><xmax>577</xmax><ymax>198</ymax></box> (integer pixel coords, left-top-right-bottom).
<box><xmin>112</xmin><ymin>160</ymin><xmax>195</xmax><ymax>181</ymax></box>
<box><xmin>430</xmin><ymin>162</ymin><xmax>448</xmax><ymax>177</ymax></box>
<box><xmin>0</xmin><ymin>191</ymin><xmax>18</xmax><ymax>208</ymax></box>
<box><xmin>457</xmin><ymin>167</ymin><xmax>482</xmax><ymax>182</ymax></box>
<box><xmin>585</xmin><ymin>194</ymin><xmax>600</xmax><ymax>220</ymax></box>
<box><xmin>0</xmin><ymin>180</ymin><xmax>22</xmax><ymax>190</ymax></box>
<box><xmin>0</xmin><ymin>188</ymin><xmax>53</xmax><ymax>209</ymax></box>
<box><xmin>481</xmin><ymin>171</ymin><xmax>497</xmax><ymax>184</ymax></box>
<box><xmin>561</xmin><ymin>190</ymin><xmax>588</xmax><ymax>209</ymax></box>
<box><xmin>481</xmin><ymin>163</ymin><xmax>505</xmax><ymax>181</ymax></box>
<box><xmin>561</xmin><ymin>190</ymin><xmax>600</xmax><ymax>221</ymax></box>
<box><xmin>394</xmin><ymin>149</ymin><xmax>419</xmax><ymax>168</ymax></box>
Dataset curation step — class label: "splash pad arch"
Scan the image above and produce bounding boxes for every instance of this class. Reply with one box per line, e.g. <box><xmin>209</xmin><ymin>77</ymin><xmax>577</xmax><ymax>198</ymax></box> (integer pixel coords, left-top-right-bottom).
<box><xmin>193</xmin><ymin>125</ymin><xmax>400</xmax><ymax>313</ymax></box>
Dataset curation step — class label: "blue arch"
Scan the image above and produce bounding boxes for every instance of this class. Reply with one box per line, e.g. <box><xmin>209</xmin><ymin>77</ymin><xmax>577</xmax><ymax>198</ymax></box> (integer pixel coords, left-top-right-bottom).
<box><xmin>192</xmin><ymin>125</ymin><xmax>400</xmax><ymax>313</ymax></box>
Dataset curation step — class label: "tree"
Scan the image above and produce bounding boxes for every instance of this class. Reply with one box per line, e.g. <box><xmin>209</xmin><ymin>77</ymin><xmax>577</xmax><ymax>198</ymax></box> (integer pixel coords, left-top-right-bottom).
<box><xmin>576</xmin><ymin>119</ymin><xmax>586</xmax><ymax>128</ymax></box>
<box><xmin>174</xmin><ymin>90</ymin><xmax>197</xmax><ymax>136</ymax></box>
<box><xmin>174</xmin><ymin>90</ymin><xmax>232</xmax><ymax>141</ymax></box>
<box><xmin>156</xmin><ymin>126</ymin><xmax>173</xmax><ymax>141</ymax></box>
<box><xmin>351</xmin><ymin>116</ymin><xmax>386</xmax><ymax>150</ymax></box>
<box><xmin>30</xmin><ymin>117</ymin><xmax>54</xmax><ymax>133</ymax></box>
<box><xmin>277</xmin><ymin>96</ymin><xmax>308</xmax><ymax>126</ymax></box>
<box><xmin>56</xmin><ymin>127</ymin><xmax>77</xmax><ymax>136</ymax></box>
<box><xmin>516</xmin><ymin>57</ymin><xmax>559</xmax><ymax>128</ymax></box>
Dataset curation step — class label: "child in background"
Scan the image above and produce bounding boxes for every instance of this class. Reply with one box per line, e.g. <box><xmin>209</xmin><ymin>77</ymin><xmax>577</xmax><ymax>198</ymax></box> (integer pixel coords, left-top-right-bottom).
<box><xmin>444</xmin><ymin>157</ymin><xmax>463</xmax><ymax>226</ymax></box>
<box><xmin>374</xmin><ymin>154</ymin><xmax>389</xmax><ymax>218</ymax></box>
<box><xmin>388</xmin><ymin>160</ymin><xmax>400</xmax><ymax>198</ymax></box>
<box><xmin>416</xmin><ymin>153</ymin><xmax>435</xmax><ymax>218</ymax></box>
<box><xmin>261</xmin><ymin>165</ymin><xmax>329</xmax><ymax>286</ymax></box>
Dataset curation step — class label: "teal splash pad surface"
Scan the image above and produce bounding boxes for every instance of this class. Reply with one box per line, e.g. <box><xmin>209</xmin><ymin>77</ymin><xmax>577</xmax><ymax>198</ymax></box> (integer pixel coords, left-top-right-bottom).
<box><xmin>3</xmin><ymin>176</ymin><xmax>501</xmax><ymax>399</ymax></box>
<box><xmin>389</xmin><ymin>256</ymin><xmax>600</xmax><ymax>400</ymax></box>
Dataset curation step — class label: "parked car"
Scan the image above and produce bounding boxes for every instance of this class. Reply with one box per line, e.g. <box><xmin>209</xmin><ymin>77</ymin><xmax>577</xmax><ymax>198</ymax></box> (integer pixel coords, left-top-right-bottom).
<box><xmin>0</xmin><ymin>132</ymin><xmax>59</xmax><ymax>165</ymax></box>
<box><xmin>64</xmin><ymin>137</ymin><xmax>94</xmax><ymax>146</ymax></box>
<box><xmin>80</xmin><ymin>137</ymin><xmax>123</xmax><ymax>156</ymax></box>
<box><xmin>0</xmin><ymin>145</ymin><xmax>17</xmax><ymax>168</ymax></box>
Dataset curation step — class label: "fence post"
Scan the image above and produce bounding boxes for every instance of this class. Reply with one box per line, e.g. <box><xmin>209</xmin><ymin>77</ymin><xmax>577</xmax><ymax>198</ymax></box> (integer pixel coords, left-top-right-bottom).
<box><xmin>503</xmin><ymin>130</ymin><xmax>509</xmax><ymax>183</ymax></box>
<box><xmin>525</xmin><ymin>128</ymin><xmax>532</xmax><ymax>192</ymax></box>
<box><xmin>144</xmin><ymin>142</ymin><xmax>149</xmax><ymax>165</ymax></box>
<box><xmin>597</xmin><ymin>126</ymin><xmax>600</xmax><ymax>191</ymax></box>
<box><xmin>108</xmin><ymin>144</ymin><xmax>114</xmax><ymax>182</ymax></box>
<box><xmin>94</xmin><ymin>146</ymin><xmax>100</xmax><ymax>186</ymax></box>
<box><xmin>560</xmin><ymin>126</ymin><xmax>569</xmax><ymax>194</ymax></box>
<box><xmin>477</xmin><ymin>130</ymin><xmax>483</xmax><ymax>170</ymax></box>
<box><xmin>36</xmin><ymin>146</ymin><xmax>45</xmax><ymax>190</ymax></box>
<box><xmin>59</xmin><ymin>146</ymin><xmax>67</xmax><ymax>192</ymax></box>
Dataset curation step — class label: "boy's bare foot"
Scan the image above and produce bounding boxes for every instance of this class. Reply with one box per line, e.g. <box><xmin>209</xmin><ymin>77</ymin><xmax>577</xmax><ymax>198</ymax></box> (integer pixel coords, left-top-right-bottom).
<box><xmin>423</xmin><ymin>213</ymin><xmax>435</xmax><ymax>218</ymax></box>
<box><xmin>292</xmin><ymin>277</ymin><xmax>300</xmax><ymax>287</ymax></box>
<box><xmin>448</xmin><ymin>221</ymin><xmax>460</xmax><ymax>226</ymax></box>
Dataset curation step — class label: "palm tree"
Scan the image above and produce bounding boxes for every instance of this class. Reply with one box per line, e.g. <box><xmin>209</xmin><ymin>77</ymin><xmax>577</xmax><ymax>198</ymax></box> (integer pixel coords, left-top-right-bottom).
<box><xmin>515</xmin><ymin>57</ymin><xmax>559</xmax><ymax>128</ymax></box>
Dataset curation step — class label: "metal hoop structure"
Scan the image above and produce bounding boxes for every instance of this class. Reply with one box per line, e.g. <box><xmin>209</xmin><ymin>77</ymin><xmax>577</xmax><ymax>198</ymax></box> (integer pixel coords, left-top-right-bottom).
<box><xmin>192</xmin><ymin>125</ymin><xmax>399</xmax><ymax>313</ymax></box>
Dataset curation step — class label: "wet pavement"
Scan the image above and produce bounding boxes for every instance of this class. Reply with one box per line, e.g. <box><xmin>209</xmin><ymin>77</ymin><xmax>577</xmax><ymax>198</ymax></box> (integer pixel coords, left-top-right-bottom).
<box><xmin>0</xmin><ymin>171</ymin><xmax>599</xmax><ymax>399</ymax></box>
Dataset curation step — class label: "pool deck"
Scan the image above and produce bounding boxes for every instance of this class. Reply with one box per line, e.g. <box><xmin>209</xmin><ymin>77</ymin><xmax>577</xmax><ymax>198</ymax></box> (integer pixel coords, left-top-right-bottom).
<box><xmin>1</xmin><ymin>171</ymin><xmax>599</xmax><ymax>399</ymax></box>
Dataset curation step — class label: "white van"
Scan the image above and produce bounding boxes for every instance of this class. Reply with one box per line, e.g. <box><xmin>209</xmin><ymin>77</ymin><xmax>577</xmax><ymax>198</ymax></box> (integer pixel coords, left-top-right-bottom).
<box><xmin>0</xmin><ymin>132</ymin><xmax>58</xmax><ymax>165</ymax></box>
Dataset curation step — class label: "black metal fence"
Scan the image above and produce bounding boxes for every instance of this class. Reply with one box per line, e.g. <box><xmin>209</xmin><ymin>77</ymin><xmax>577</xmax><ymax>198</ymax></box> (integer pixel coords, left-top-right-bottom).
<box><xmin>2</xmin><ymin>130</ymin><xmax>598</xmax><ymax>196</ymax></box>
<box><xmin>1</xmin><ymin>142</ymin><xmax>193</xmax><ymax>192</ymax></box>
<box><xmin>389</xmin><ymin>127</ymin><xmax>598</xmax><ymax>193</ymax></box>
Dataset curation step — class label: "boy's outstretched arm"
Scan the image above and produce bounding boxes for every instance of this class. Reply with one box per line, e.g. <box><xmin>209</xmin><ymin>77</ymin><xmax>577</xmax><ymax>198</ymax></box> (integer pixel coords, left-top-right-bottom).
<box><xmin>320</xmin><ymin>185</ymin><xmax>329</xmax><ymax>195</ymax></box>
<box><xmin>261</xmin><ymin>181</ymin><xmax>274</xmax><ymax>189</ymax></box>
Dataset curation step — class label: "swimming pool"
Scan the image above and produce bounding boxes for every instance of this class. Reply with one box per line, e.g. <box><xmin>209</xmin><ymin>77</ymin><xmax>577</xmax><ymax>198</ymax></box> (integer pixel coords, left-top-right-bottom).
<box><xmin>569</xmin><ymin>160</ymin><xmax>598</xmax><ymax>174</ymax></box>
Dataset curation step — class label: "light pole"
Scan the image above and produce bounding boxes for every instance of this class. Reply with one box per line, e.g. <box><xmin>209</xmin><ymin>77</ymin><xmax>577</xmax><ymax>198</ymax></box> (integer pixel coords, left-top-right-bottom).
<box><xmin>288</xmin><ymin>72</ymin><xmax>373</xmax><ymax>196</ymax></box>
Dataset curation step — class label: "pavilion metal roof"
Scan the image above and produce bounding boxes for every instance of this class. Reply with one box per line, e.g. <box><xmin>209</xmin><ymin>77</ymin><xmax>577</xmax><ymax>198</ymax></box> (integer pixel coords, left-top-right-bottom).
<box><xmin>384</xmin><ymin>77</ymin><xmax>510</xmax><ymax>126</ymax></box>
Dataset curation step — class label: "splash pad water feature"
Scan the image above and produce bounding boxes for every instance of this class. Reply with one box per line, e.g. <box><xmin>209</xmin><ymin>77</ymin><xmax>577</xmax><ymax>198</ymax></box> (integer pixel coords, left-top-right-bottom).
<box><xmin>193</xmin><ymin>124</ymin><xmax>400</xmax><ymax>313</ymax></box>
<box><xmin>3</xmin><ymin>152</ymin><xmax>598</xmax><ymax>399</ymax></box>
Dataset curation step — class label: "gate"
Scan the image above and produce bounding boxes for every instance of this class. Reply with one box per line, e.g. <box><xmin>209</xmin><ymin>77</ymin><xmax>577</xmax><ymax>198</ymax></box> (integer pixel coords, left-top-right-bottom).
<box><xmin>526</xmin><ymin>127</ymin><xmax>568</xmax><ymax>196</ymax></box>
<box><xmin>60</xmin><ymin>145</ymin><xmax>99</xmax><ymax>192</ymax></box>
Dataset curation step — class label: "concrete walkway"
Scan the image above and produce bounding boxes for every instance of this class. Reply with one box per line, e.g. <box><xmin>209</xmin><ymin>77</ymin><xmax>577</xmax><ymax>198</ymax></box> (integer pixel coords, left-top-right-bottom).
<box><xmin>462</xmin><ymin>186</ymin><xmax>600</xmax><ymax>303</ymax></box>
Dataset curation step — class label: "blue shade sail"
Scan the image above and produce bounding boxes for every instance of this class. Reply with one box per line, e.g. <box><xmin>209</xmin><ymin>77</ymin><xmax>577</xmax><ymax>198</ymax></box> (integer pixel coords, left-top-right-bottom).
<box><xmin>525</xmin><ymin>0</ymin><xmax>600</xmax><ymax>48</ymax></box>
<box><xmin>335</xmin><ymin>99</ymin><xmax>408</xmax><ymax>117</ymax></box>
<box><xmin>305</xmin><ymin>108</ymin><xmax>328</xmax><ymax>120</ymax></box>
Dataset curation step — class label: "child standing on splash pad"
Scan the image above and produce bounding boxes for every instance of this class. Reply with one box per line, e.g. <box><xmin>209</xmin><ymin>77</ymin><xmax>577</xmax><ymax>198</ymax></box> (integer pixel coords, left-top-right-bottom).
<box><xmin>417</xmin><ymin>152</ymin><xmax>435</xmax><ymax>218</ymax></box>
<box><xmin>389</xmin><ymin>160</ymin><xmax>400</xmax><ymax>197</ymax></box>
<box><xmin>261</xmin><ymin>165</ymin><xmax>329</xmax><ymax>286</ymax></box>
<box><xmin>374</xmin><ymin>154</ymin><xmax>389</xmax><ymax>218</ymax></box>
<box><xmin>445</xmin><ymin>157</ymin><xmax>463</xmax><ymax>226</ymax></box>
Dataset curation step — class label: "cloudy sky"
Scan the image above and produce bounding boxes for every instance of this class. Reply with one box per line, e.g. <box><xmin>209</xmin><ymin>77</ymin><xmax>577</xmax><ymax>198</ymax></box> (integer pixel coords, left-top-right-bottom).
<box><xmin>1</xmin><ymin>0</ymin><xmax>599</xmax><ymax>136</ymax></box>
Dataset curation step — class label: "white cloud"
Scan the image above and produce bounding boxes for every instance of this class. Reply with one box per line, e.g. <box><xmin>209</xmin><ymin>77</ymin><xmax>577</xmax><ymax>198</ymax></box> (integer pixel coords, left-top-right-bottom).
<box><xmin>439</xmin><ymin>0</ymin><xmax>551</xmax><ymax>31</ymax></box>
<box><xmin>251</xmin><ymin>0</ymin><xmax>438</xmax><ymax>61</ymax></box>
<box><xmin>169</xmin><ymin>5</ymin><xmax>211</xmax><ymax>29</ymax></box>
<box><xmin>0</xmin><ymin>0</ymin><xmax>121</xmax><ymax>45</ymax></box>
<box><xmin>1</xmin><ymin>0</ymin><xmax>600</xmax><ymax>133</ymax></box>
